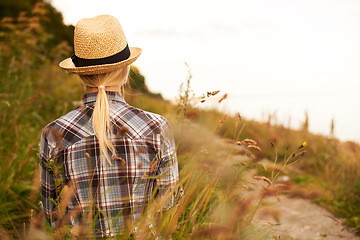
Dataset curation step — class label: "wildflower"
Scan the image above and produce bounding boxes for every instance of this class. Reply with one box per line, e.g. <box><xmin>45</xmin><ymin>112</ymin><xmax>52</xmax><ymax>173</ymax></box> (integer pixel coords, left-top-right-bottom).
<box><xmin>298</xmin><ymin>141</ymin><xmax>307</xmax><ymax>149</ymax></box>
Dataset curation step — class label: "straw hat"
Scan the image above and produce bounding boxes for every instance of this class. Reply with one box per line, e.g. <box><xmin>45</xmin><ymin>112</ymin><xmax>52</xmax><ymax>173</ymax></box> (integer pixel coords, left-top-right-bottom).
<box><xmin>59</xmin><ymin>14</ymin><xmax>141</xmax><ymax>75</ymax></box>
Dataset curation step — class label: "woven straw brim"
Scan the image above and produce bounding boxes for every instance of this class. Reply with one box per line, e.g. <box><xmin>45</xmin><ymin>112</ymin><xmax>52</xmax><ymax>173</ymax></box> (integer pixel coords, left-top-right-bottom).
<box><xmin>59</xmin><ymin>47</ymin><xmax>142</xmax><ymax>75</ymax></box>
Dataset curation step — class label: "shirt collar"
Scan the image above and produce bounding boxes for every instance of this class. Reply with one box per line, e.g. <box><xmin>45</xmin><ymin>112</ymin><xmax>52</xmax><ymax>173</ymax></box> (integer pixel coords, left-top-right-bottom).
<box><xmin>81</xmin><ymin>91</ymin><xmax>126</xmax><ymax>105</ymax></box>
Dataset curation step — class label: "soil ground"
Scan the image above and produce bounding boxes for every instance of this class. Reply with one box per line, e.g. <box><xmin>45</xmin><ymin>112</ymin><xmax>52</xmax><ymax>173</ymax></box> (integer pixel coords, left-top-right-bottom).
<box><xmin>255</xmin><ymin>196</ymin><xmax>359</xmax><ymax>240</ymax></box>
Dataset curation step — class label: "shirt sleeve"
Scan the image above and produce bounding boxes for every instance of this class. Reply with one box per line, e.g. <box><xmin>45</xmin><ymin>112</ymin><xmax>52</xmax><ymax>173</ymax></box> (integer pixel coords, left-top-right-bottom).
<box><xmin>39</xmin><ymin>129</ymin><xmax>57</xmax><ymax>227</ymax></box>
<box><xmin>156</xmin><ymin>118</ymin><xmax>183</xmax><ymax>209</ymax></box>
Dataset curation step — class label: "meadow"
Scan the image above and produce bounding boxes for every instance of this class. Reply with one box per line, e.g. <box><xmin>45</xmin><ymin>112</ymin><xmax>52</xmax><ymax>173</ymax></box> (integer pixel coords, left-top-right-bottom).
<box><xmin>0</xmin><ymin>3</ymin><xmax>360</xmax><ymax>239</ymax></box>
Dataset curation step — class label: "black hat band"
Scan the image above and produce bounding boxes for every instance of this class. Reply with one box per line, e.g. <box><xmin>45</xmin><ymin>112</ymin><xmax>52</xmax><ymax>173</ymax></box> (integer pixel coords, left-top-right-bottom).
<box><xmin>71</xmin><ymin>44</ymin><xmax>130</xmax><ymax>67</ymax></box>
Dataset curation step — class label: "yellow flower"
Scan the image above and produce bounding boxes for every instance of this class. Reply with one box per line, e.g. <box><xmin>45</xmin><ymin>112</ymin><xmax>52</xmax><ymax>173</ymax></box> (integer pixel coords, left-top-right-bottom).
<box><xmin>298</xmin><ymin>141</ymin><xmax>308</xmax><ymax>149</ymax></box>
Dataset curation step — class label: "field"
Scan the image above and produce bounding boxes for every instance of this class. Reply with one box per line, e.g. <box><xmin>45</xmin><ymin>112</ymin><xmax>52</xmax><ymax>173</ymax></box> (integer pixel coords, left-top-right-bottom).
<box><xmin>1</xmin><ymin>4</ymin><xmax>360</xmax><ymax>239</ymax></box>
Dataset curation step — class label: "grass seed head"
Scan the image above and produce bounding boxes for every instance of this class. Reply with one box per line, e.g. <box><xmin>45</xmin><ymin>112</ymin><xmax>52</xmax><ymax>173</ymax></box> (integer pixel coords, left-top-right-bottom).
<box><xmin>118</xmin><ymin>126</ymin><xmax>129</xmax><ymax>137</ymax></box>
<box><xmin>243</xmin><ymin>139</ymin><xmax>257</xmax><ymax>145</ymax></box>
<box><xmin>215</xmin><ymin>114</ymin><xmax>227</xmax><ymax>132</ymax></box>
<box><xmin>218</xmin><ymin>93</ymin><xmax>228</xmax><ymax>103</ymax></box>
<box><xmin>247</xmin><ymin>145</ymin><xmax>261</xmax><ymax>152</ymax></box>
<box><xmin>266</xmin><ymin>164</ymin><xmax>288</xmax><ymax>174</ymax></box>
<box><xmin>207</xmin><ymin>90</ymin><xmax>220</xmax><ymax>97</ymax></box>
<box><xmin>137</xmin><ymin>162</ymin><xmax>143</xmax><ymax>169</ymax></box>
<box><xmin>236</xmin><ymin>113</ymin><xmax>242</xmax><ymax>122</ymax></box>
<box><xmin>191</xmin><ymin>226</ymin><xmax>232</xmax><ymax>239</ymax></box>
<box><xmin>253</xmin><ymin>176</ymin><xmax>272</xmax><ymax>186</ymax></box>
<box><xmin>47</xmin><ymin>126</ymin><xmax>64</xmax><ymax>149</ymax></box>
<box><xmin>113</xmin><ymin>156</ymin><xmax>126</xmax><ymax>165</ymax></box>
<box><xmin>135</xmin><ymin>146</ymin><xmax>147</xmax><ymax>156</ymax></box>
<box><xmin>201</xmin><ymin>148</ymin><xmax>209</xmax><ymax>155</ymax></box>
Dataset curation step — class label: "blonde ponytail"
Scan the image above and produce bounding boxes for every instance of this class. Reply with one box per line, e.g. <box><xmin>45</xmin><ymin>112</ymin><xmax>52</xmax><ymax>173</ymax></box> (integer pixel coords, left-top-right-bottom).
<box><xmin>79</xmin><ymin>66</ymin><xmax>130</xmax><ymax>164</ymax></box>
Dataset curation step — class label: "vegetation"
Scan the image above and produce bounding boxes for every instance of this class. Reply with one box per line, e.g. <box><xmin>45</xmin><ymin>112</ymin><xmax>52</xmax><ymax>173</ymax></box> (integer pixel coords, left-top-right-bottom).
<box><xmin>0</xmin><ymin>1</ymin><xmax>359</xmax><ymax>239</ymax></box>
<box><xmin>197</xmin><ymin>108</ymin><xmax>360</xmax><ymax>234</ymax></box>
<box><xmin>0</xmin><ymin>0</ymin><xmax>74</xmax><ymax>53</ymax></box>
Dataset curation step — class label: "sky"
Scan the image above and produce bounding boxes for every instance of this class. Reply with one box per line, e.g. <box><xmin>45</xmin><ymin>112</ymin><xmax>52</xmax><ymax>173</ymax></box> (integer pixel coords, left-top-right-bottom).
<box><xmin>51</xmin><ymin>0</ymin><xmax>360</xmax><ymax>142</ymax></box>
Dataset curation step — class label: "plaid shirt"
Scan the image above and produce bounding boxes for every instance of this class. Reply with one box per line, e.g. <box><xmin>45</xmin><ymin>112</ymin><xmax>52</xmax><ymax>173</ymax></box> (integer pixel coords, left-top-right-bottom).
<box><xmin>40</xmin><ymin>91</ymin><xmax>180</xmax><ymax>237</ymax></box>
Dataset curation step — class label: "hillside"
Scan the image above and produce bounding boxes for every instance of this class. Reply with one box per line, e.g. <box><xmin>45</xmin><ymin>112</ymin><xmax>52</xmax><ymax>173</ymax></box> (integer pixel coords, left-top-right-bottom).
<box><xmin>0</xmin><ymin>0</ymin><xmax>74</xmax><ymax>53</ymax></box>
<box><xmin>0</xmin><ymin>1</ymin><xmax>359</xmax><ymax>239</ymax></box>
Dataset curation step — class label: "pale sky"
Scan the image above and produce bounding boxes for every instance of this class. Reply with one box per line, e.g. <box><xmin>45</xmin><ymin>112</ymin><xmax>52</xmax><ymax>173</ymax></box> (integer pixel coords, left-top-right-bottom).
<box><xmin>51</xmin><ymin>0</ymin><xmax>360</xmax><ymax>142</ymax></box>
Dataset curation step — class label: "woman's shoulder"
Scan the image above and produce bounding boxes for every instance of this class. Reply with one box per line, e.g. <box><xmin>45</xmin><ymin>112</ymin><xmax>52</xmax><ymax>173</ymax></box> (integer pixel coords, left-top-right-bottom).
<box><xmin>112</xmin><ymin>104</ymin><xmax>171</xmax><ymax>139</ymax></box>
<box><xmin>44</xmin><ymin>106</ymin><xmax>84</xmax><ymax>129</ymax></box>
<box><xmin>41</xmin><ymin>107</ymin><xmax>89</xmax><ymax>146</ymax></box>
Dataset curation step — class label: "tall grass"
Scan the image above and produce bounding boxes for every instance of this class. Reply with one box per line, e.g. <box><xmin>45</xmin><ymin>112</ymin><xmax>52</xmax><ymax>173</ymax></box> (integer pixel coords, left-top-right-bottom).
<box><xmin>194</xmin><ymin>108</ymin><xmax>360</xmax><ymax>234</ymax></box>
<box><xmin>0</xmin><ymin>3</ymin><xmax>359</xmax><ymax>238</ymax></box>
<box><xmin>0</xmin><ymin>4</ymin><xmax>79</xmax><ymax>235</ymax></box>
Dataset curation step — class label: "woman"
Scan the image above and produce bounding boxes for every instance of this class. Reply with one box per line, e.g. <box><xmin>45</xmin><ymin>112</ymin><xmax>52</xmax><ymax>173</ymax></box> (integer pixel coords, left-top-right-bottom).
<box><xmin>40</xmin><ymin>14</ymin><xmax>181</xmax><ymax>238</ymax></box>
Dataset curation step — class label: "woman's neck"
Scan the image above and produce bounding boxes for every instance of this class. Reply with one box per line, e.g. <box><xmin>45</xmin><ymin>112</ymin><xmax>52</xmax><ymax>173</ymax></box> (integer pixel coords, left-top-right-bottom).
<box><xmin>86</xmin><ymin>85</ymin><xmax>121</xmax><ymax>93</ymax></box>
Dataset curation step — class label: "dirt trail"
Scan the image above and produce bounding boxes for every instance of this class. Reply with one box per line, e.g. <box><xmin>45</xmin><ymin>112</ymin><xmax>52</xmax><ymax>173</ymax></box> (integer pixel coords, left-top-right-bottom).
<box><xmin>254</xmin><ymin>195</ymin><xmax>359</xmax><ymax>240</ymax></box>
<box><xmin>220</xmin><ymin>141</ymin><xmax>359</xmax><ymax>239</ymax></box>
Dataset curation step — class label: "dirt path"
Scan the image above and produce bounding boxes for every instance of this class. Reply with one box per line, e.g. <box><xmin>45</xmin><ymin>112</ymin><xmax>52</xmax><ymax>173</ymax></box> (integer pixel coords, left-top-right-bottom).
<box><xmin>222</xmin><ymin>141</ymin><xmax>359</xmax><ymax>240</ymax></box>
<box><xmin>255</xmin><ymin>196</ymin><xmax>359</xmax><ymax>240</ymax></box>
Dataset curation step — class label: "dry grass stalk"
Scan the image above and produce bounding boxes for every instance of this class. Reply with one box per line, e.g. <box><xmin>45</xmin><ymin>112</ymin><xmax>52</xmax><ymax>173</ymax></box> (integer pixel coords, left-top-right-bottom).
<box><xmin>259</xmin><ymin>207</ymin><xmax>281</xmax><ymax>223</ymax></box>
<box><xmin>243</xmin><ymin>139</ymin><xmax>257</xmax><ymax>145</ymax></box>
<box><xmin>0</xmin><ymin>228</ymin><xmax>10</xmax><ymax>240</ymax></box>
<box><xmin>253</xmin><ymin>176</ymin><xmax>272</xmax><ymax>186</ymax></box>
<box><xmin>191</xmin><ymin>225</ymin><xmax>233</xmax><ymax>239</ymax></box>
<box><xmin>287</xmin><ymin>186</ymin><xmax>320</xmax><ymax>199</ymax></box>
<box><xmin>113</xmin><ymin>156</ymin><xmax>126</xmax><ymax>165</ymax></box>
<box><xmin>215</xmin><ymin>114</ymin><xmax>227</xmax><ymax>132</ymax></box>
<box><xmin>261</xmin><ymin>184</ymin><xmax>291</xmax><ymax>198</ymax></box>
<box><xmin>247</xmin><ymin>145</ymin><xmax>262</xmax><ymax>152</ymax></box>
<box><xmin>207</xmin><ymin>90</ymin><xmax>220</xmax><ymax>97</ymax></box>
<box><xmin>266</xmin><ymin>163</ymin><xmax>288</xmax><ymax>175</ymax></box>
<box><xmin>47</xmin><ymin>126</ymin><xmax>64</xmax><ymax>149</ymax></box>
<box><xmin>218</xmin><ymin>93</ymin><xmax>228</xmax><ymax>103</ymax></box>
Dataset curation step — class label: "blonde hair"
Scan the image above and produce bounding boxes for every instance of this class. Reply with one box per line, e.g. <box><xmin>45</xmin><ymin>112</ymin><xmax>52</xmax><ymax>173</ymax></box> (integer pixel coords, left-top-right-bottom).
<box><xmin>79</xmin><ymin>66</ymin><xmax>130</xmax><ymax>164</ymax></box>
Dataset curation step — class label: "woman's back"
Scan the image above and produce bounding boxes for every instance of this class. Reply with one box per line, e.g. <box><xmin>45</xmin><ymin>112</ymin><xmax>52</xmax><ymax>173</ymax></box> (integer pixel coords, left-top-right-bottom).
<box><xmin>41</xmin><ymin>91</ymin><xmax>179</xmax><ymax>237</ymax></box>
